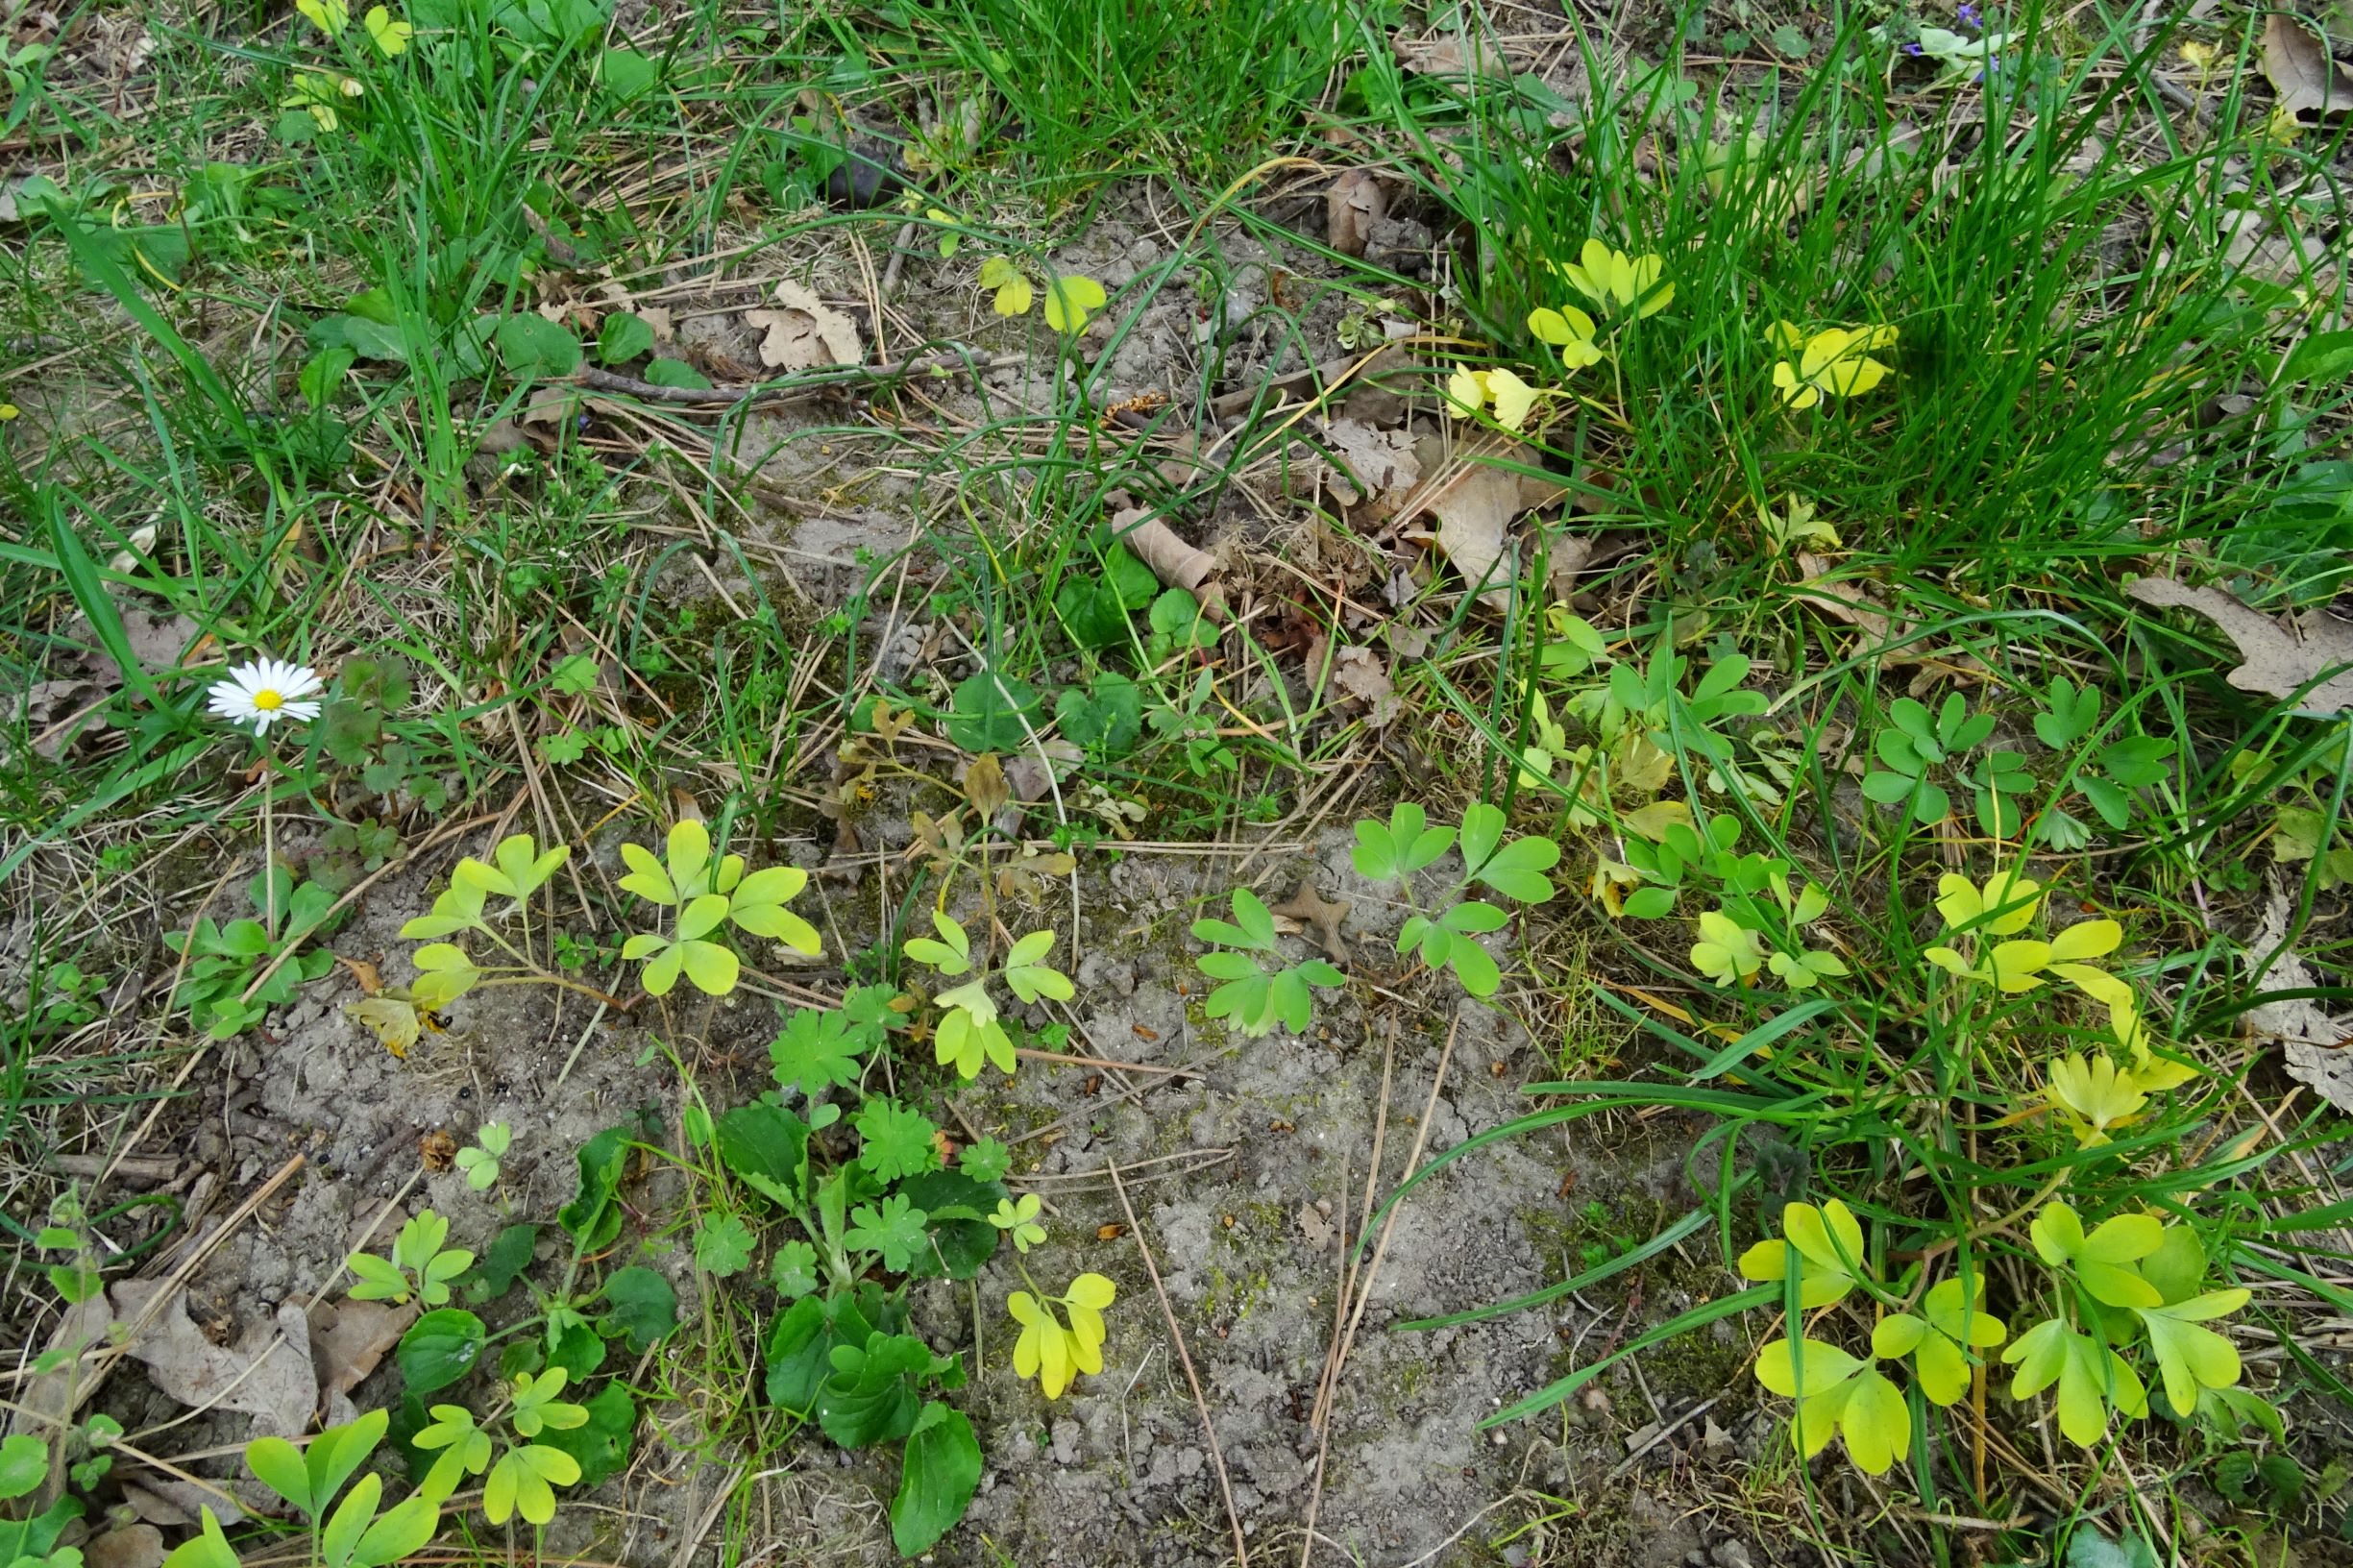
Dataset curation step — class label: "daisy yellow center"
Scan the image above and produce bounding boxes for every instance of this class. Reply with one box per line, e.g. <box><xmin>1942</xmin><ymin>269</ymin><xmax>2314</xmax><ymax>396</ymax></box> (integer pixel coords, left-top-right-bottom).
<box><xmin>253</xmin><ymin>689</ymin><xmax>284</xmax><ymax>711</ymax></box>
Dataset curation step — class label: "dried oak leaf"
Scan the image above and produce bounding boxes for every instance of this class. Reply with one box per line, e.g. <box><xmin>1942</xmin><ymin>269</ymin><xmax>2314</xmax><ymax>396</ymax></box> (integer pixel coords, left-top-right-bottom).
<box><xmin>1331</xmin><ymin>645</ymin><xmax>1400</xmax><ymax>727</ymax></box>
<box><xmin>2261</xmin><ymin>13</ymin><xmax>2353</xmax><ymax>123</ymax></box>
<box><xmin>1317</xmin><ymin>418</ymin><xmax>1421</xmax><ymax>515</ymax></box>
<box><xmin>1272</xmin><ymin>881</ymin><xmax>1352</xmax><ymax>962</ymax></box>
<box><xmin>1326</xmin><ymin>169</ymin><xmax>1385</xmax><ymax>258</ymax></box>
<box><xmin>307</xmin><ymin>1297</ymin><xmax>417</xmax><ymax>1424</ymax></box>
<box><xmin>2126</xmin><ymin>574</ymin><xmax>2353</xmax><ymax>713</ymax></box>
<box><xmin>2243</xmin><ymin>889</ymin><xmax>2353</xmax><ymax>1112</ymax></box>
<box><xmin>744</xmin><ymin>281</ymin><xmax>864</xmax><ymax>372</ymax></box>
<box><xmin>1403</xmin><ymin>442</ymin><xmax>1566</xmax><ymax>609</ymax></box>
<box><xmin>110</xmin><ymin>1284</ymin><xmax>316</xmax><ymax>1437</ymax></box>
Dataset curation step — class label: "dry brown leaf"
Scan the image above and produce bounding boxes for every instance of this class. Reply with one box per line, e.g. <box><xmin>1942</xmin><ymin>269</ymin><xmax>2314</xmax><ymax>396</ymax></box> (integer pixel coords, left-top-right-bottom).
<box><xmin>2261</xmin><ymin>13</ymin><xmax>2353</xmax><ymax>122</ymax></box>
<box><xmin>1793</xmin><ymin>553</ymin><xmax>1899</xmax><ymax>645</ymax></box>
<box><xmin>962</xmin><ymin>752</ymin><xmax>1010</xmax><ymax>816</ymax></box>
<box><xmin>334</xmin><ymin>955</ymin><xmax>384</xmax><ymax>995</ymax></box>
<box><xmin>1317</xmin><ymin>419</ymin><xmax>1421</xmax><ymax>515</ymax></box>
<box><xmin>307</xmin><ymin>1298</ymin><xmax>417</xmax><ymax>1399</ymax></box>
<box><xmin>1403</xmin><ymin>444</ymin><xmax>1566</xmax><ymax>609</ymax></box>
<box><xmin>1272</xmin><ymin>881</ymin><xmax>1352</xmax><ymax>962</ymax></box>
<box><xmin>111</xmin><ymin>1284</ymin><xmax>317</xmax><ymax>1437</ymax></box>
<box><xmin>1331</xmin><ymin>645</ymin><xmax>1400</xmax><ymax>727</ymax></box>
<box><xmin>2125</xmin><ymin>575</ymin><xmax>2353</xmax><ymax>713</ymax></box>
<box><xmin>1394</xmin><ymin>30</ymin><xmax>1509</xmax><ymax>77</ymax></box>
<box><xmin>1326</xmin><ymin>169</ymin><xmax>1385</xmax><ymax>258</ymax></box>
<box><xmin>2243</xmin><ymin>890</ymin><xmax>2353</xmax><ymax>1110</ymax></box>
<box><xmin>84</xmin><ymin>1526</ymin><xmax>165</xmax><ymax>1568</ymax></box>
<box><xmin>744</xmin><ymin>281</ymin><xmax>864</xmax><ymax>372</ymax></box>
<box><xmin>1111</xmin><ymin>506</ymin><xmax>1221</xmax><ymax>614</ymax></box>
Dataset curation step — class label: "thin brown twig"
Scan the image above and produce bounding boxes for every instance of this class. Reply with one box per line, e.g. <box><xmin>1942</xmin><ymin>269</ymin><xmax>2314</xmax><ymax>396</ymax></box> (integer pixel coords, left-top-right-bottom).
<box><xmin>1107</xmin><ymin>1161</ymin><xmax>1249</xmax><ymax>1567</ymax></box>
<box><xmin>574</xmin><ymin>347</ymin><xmax>1028</xmax><ymax>406</ymax></box>
<box><xmin>1318</xmin><ymin>1017</ymin><xmax>1460</xmax><ymax>1433</ymax></box>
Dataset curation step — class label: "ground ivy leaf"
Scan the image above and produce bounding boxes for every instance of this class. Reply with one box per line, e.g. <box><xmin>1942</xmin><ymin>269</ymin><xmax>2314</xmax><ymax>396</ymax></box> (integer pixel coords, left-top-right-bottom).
<box><xmin>770</xmin><ymin>1007</ymin><xmax>867</xmax><ymax>1095</ymax></box>
<box><xmin>694</xmin><ymin>1215</ymin><xmax>755</xmax><ymax>1278</ymax></box>
<box><xmin>853</xmin><ymin>1099</ymin><xmax>941</xmax><ymax>1183</ymax></box>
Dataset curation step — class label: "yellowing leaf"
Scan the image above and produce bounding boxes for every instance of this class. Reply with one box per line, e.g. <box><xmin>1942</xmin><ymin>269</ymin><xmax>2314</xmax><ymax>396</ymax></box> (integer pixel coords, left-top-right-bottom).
<box><xmin>1041</xmin><ymin>275</ymin><xmax>1107</xmax><ymax>332</ymax></box>
<box><xmin>347</xmin><ymin>995</ymin><xmax>422</xmax><ymax>1058</ymax></box>
<box><xmin>979</xmin><ymin>256</ymin><xmax>1032</xmax><ymax>317</ymax></box>
<box><xmin>297</xmin><ymin>0</ymin><xmax>350</xmax><ymax>34</ymax></box>
<box><xmin>363</xmin><ymin>6</ymin><xmax>411</xmax><ymax>54</ymax></box>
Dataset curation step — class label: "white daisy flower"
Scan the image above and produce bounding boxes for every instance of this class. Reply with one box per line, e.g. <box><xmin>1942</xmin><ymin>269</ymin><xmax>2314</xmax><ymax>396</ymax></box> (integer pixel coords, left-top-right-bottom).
<box><xmin>207</xmin><ymin>657</ymin><xmax>325</xmax><ymax>734</ymax></box>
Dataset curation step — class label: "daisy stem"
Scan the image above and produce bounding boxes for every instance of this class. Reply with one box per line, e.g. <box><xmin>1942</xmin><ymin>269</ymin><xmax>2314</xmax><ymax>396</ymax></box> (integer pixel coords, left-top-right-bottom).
<box><xmin>261</xmin><ymin>750</ymin><xmax>279</xmax><ymax>939</ymax></box>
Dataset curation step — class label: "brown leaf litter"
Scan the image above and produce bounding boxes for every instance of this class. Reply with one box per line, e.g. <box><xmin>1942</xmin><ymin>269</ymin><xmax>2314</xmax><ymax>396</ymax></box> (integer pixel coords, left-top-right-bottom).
<box><xmin>2260</xmin><ymin>13</ymin><xmax>2353</xmax><ymax>124</ymax></box>
<box><xmin>2125</xmin><ymin>573</ymin><xmax>2353</xmax><ymax>713</ymax></box>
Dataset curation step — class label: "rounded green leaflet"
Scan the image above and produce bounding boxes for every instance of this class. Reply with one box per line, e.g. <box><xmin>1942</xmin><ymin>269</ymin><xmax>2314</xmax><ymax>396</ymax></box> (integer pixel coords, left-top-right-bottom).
<box><xmin>2137</xmin><ymin>1287</ymin><xmax>2251</xmax><ymax>1415</ymax></box>
<box><xmin>1873</xmin><ymin>1278</ymin><xmax>2006</xmax><ymax>1406</ymax></box>
<box><xmin>0</xmin><ymin>1434</ymin><xmax>47</xmax><ymax>1501</ymax></box>
<box><xmin>677</xmin><ymin>894</ymin><xmax>729</xmax><ymax>942</ymax></box>
<box><xmin>665</xmin><ymin>820</ymin><xmax>712</xmax><ymax>897</ymax></box>
<box><xmin>1738</xmin><ymin>1198</ymin><xmax>1867</xmax><ymax>1308</ymax></box>
<box><xmin>2030</xmin><ymin>1204</ymin><xmax>2162</xmax><ymax>1308</ymax></box>
<box><xmin>639</xmin><ymin>941</ymin><xmax>685</xmax><ymax>996</ymax></box>
<box><xmin>680</xmin><ymin>939</ymin><xmax>739</xmax><ymax>995</ymax></box>
<box><xmin>617</xmin><ymin>841</ymin><xmax>674</xmax><ymax>904</ymax></box>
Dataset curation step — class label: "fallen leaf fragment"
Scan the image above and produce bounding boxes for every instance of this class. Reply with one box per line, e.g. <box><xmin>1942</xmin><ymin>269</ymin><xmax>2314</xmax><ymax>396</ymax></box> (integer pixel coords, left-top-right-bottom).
<box><xmin>111</xmin><ymin>1284</ymin><xmax>317</xmax><ymax>1437</ymax></box>
<box><xmin>1403</xmin><ymin>442</ymin><xmax>1566</xmax><ymax>608</ymax></box>
<box><xmin>1326</xmin><ymin>169</ymin><xmax>1385</xmax><ymax>258</ymax></box>
<box><xmin>2260</xmin><ymin>13</ymin><xmax>2353</xmax><ymax>123</ymax></box>
<box><xmin>2244</xmin><ymin>889</ymin><xmax>2353</xmax><ymax>1111</ymax></box>
<box><xmin>308</xmin><ymin>1297</ymin><xmax>418</xmax><ymax>1399</ymax></box>
<box><xmin>85</xmin><ymin>1526</ymin><xmax>165</xmax><ymax>1568</ymax></box>
<box><xmin>2125</xmin><ymin>574</ymin><xmax>2353</xmax><ymax>713</ymax></box>
<box><xmin>744</xmin><ymin>281</ymin><xmax>864</xmax><ymax>372</ymax></box>
<box><xmin>1272</xmin><ymin>881</ymin><xmax>1352</xmax><ymax>962</ymax></box>
<box><xmin>1317</xmin><ymin>418</ymin><xmax>1421</xmax><ymax>515</ymax></box>
<box><xmin>1109</xmin><ymin>505</ymin><xmax>1221</xmax><ymax>611</ymax></box>
<box><xmin>1394</xmin><ymin>30</ymin><xmax>1510</xmax><ymax>77</ymax></box>
<box><xmin>1330</xmin><ymin>645</ymin><xmax>1400</xmax><ymax>727</ymax></box>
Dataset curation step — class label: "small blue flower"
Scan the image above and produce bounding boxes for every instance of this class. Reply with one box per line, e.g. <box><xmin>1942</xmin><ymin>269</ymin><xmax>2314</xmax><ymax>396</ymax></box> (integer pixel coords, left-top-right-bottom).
<box><xmin>1903</xmin><ymin>40</ymin><xmax>1924</xmax><ymax>55</ymax></box>
<box><xmin>1957</xmin><ymin>3</ymin><xmax>1983</xmax><ymax>26</ymax></box>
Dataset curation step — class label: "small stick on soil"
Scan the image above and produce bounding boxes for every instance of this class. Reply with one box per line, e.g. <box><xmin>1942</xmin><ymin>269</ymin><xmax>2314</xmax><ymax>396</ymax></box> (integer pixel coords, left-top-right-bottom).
<box><xmin>1311</xmin><ymin>1023</ymin><xmax>1394</xmax><ymax>1431</ymax></box>
<box><xmin>1011</xmin><ymin>1046</ymin><xmax>1192</xmax><ymax>1075</ymax></box>
<box><xmin>1107</xmin><ymin>1161</ymin><xmax>1250</xmax><ymax>1568</ymax></box>
<box><xmin>1297</xmin><ymin>1145</ymin><xmax>1349</xmax><ymax>1568</ymax></box>
<box><xmin>1316</xmin><ymin>1017</ymin><xmax>1460</xmax><ymax>1432</ymax></box>
<box><xmin>574</xmin><ymin>347</ymin><xmax>1029</xmax><ymax>407</ymax></box>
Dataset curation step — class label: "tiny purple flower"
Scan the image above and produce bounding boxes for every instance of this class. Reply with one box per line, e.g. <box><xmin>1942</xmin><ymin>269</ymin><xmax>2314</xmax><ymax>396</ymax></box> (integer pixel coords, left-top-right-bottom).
<box><xmin>1903</xmin><ymin>40</ymin><xmax>1924</xmax><ymax>55</ymax></box>
<box><xmin>1957</xmin><ymin>3</ymin><xmax>1983</xmax><ymax>26</ymax></box>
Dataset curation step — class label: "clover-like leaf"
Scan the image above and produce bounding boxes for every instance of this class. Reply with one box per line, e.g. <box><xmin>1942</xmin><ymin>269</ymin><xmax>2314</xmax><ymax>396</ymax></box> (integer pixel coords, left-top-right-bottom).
<box><xmin>728</xmin><ymin>865</ymin><xmax>820</xmax><ymax>953</ymax></box>
<box><xmin>2002</xmin><ymin>1316</ymin><xmax>2148</xmax><ymax>1446</ymax></box>
<box><xmin>904</xmin><ymin>909</ymin><xmax>973</xmax><ymax>975</ymax></box>
<box><xmin>1738</xmin><ymin>1198</ymin><xmax>1870</xmax><ymax>1308</ymax></box>
<box><xmin>1691</xmin><ymin>909</ymin><xmax>1766</xmax><ymax>987</ymax></box>
<box><xmin>2136</xmin><ymin>1287</ymin><xmax>2250</xmax><ymax>1416</ymax></box>
<box><xmin>408</xmin><ymin>943</ymin><xmax>482</xmax><ymax>1011</ymax></box>
<box><xmin>2030</xmin><ymin>1203</ymin><xmax>2162</xmax><ymax>1308</ymax></box>
<box><xmin>1002</xmin><ymin>929</ymin><xmax>1072</xmax><ymax>1003</ymax></box>
<box><xmin>1752</xmin><ymin>1338</ymin><xmax>1909</xmax><ymax>1473</ymax></box>
<box><xmin>1191</xmin><ymin>889</ymin><xmax>1280</xmax><ymax>953</ymax></box>
<box><xmin>482</xmin><ymin>1443</ymin><xmax>580</xmax><ymax>1527</ymax></box>
<box><xmin>1352</xmin><ymin>802</ymin><xmax>1455</xmax><ymax>883</ymax></box>
<box><xmin>401</xmin><ymin>879</ymin><xmax>487</xmax><ymax>940</ymax></box>
<box><xmin>1041</xmin><ymin>275</ymin><xmax>1107</xmax><ymax>333</ymax></box>
<box><xmin>1459</xmin><ymin>803</ymin><xmax>1560</xmax><ymax>901</ymax></box>
<box><xmin>1872</xmin><ymin>1277</ymin><xmax>2007</xmax><ymax>1406</ymax></box>
<box><xmin>845</xmin><ymin>1193</ymin><xmax>932</xmax><ymax>1273</ymax></box>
